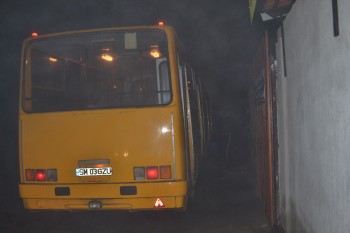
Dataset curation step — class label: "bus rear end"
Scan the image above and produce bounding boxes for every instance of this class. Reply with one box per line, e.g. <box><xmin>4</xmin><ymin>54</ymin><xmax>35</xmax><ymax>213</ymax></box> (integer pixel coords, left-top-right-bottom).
<box><xmin>18</xmin><ymin>26</ymin><xmax>188</xmax><ymax>211</ymax></box>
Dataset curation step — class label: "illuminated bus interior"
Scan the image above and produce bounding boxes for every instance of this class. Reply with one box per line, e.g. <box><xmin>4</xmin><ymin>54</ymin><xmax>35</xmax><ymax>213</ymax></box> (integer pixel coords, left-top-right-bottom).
<box><xmin>23</xmin><ymin>30</ymin><xmax>171</xmax><ymax>112</ymax></box>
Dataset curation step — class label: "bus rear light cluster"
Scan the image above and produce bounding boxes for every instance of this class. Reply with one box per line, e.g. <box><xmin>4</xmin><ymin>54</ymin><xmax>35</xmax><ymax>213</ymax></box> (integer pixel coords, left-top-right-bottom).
<box><xmin>25</xmin><ymin>169</ymin><xmax>57</xmax><ymax>182</ymax></box>
<box><xmin>133</xmin><ymin>166</ymin><xmax>171</xmax><ymax>180</ymax></box>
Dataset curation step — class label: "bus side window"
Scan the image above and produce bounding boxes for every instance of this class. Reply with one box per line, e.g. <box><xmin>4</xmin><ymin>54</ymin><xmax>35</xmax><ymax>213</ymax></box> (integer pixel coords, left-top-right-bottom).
<box><xmin>156</xmin><ymin>58</ymin><xmax>171</xmax><ymax>104</ymax></box>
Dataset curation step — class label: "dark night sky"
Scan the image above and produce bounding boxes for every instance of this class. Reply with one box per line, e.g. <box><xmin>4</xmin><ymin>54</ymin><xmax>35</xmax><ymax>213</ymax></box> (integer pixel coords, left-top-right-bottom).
<box><xmin>0</xmin><ymin>0</ymin><xmax>261</xmax><ymax>190</ymax></box>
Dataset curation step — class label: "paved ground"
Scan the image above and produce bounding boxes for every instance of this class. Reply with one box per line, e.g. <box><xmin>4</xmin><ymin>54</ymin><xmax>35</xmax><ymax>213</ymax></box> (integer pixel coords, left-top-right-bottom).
<box><xmin>0</xmin><ymin>156</ymin><xmax>271</xmax><ymax>233</ymax></box>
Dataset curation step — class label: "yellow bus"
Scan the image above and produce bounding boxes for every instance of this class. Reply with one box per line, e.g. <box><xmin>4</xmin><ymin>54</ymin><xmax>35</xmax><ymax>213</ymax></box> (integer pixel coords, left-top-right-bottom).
<box><xmin>18</xmin><ymin>24</ymin><xmax>209</xmax><ymax>211</ymax></box>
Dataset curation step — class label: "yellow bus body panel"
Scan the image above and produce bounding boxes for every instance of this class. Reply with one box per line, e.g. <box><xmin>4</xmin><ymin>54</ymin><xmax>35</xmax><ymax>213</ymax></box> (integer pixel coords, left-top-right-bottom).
<box><xmin>19</xmin><ymin>181</ymin><xmax>187</xmax><ymax>210</ymax></box>
<box><xmin>19</xmin><ymin>107</ymin><xmax>188</xmax><ymax>210</ymax></box>
<box><xmin>22</xmin><ymin>196</ymin><xmax>186</xmax><ymax>210</ymax></box>
<box><xmin>20</xmin><ymin>107</ymin><xmax>186</xmax><ymax>182</ymax></box>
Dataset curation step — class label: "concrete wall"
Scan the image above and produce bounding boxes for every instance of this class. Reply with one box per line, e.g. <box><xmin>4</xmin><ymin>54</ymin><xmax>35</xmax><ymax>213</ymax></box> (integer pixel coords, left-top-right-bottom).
<box><xmin>276</xmin><ymin>0</ymin><xmax>350</xmax><ymax>232</ymax></box>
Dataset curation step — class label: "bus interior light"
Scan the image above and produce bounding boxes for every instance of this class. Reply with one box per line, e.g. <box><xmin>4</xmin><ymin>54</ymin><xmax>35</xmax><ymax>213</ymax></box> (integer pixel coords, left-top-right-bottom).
<box><xmin>146</xmin><ymin>166</ymin><xmax>158</xmax><ymax>179</ymax></box>
<box><xmin>101</xmin><ymin>54</ymin><xmax>113</xmax><ymax>62</ymax></box>
<box><xmin>150</xmin><ymin>49</ymin><xmax>160</xmax><ymax>58</ymax></box>
<box><xmin>36</xmin><ymin>169</ymin><xmax>46</xmax><ymax>181</ymax></box>
<box><xmin>149</xmin><ymin>45</ymin><xmax>161</xmax><ymax>59</ymax></box>
<box><xmin>49</xmin><ymin>57</ymin><xmax>58</xmax><ymax>63</ymax></box>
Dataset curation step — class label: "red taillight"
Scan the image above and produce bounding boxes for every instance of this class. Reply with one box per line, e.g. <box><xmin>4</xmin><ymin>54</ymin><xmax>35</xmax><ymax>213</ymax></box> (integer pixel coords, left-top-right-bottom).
<box><xmin>32</xmin><ymin>32</ymin><xmax>38</xmax><ymax>37</ymax></box>
<box><xmin>146</xmin><ymin>166</ymin><xmax>158</xmax><ymax>179</ymax></box>
<box><xmin>158</xmin><ymin>21</ymin><xmax>164</xmax><ymax>26</ymax></box>
<box><xmin>36</xmin><ymin>169</ymin><xmax>46</xmax><ymax>181</ymax></box>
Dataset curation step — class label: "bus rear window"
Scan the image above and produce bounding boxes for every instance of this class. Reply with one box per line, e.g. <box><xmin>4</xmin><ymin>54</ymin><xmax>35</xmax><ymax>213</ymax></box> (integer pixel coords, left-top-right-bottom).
<box><xmin>22</xmin><ymin>30</ymin><xmax>171</xmax><ymax>113</ymax></box>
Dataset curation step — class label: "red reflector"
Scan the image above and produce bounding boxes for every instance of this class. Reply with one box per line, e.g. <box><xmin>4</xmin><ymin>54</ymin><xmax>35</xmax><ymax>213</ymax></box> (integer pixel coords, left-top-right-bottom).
<box><xmin>36</xmin><ymin>169</ymin><xmax>46</xmax><ymax>181</ymax></box>
<box><xmin>146</xmin><ymin>166</ymin><xmax>158</xmax><ymax>179</ymax></box>
<box><xmin>154</xmin><ymin>198</ymin><xmax>165</xmax><ymax>208</ymax></box>
<box><xmin>32</xmin><ymin>32</ymin><xmax>38</xmax><ymax>37</ymax></box>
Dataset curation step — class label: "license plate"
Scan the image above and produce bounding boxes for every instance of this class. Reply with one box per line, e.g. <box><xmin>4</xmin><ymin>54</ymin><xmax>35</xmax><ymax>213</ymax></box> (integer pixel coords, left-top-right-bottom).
<box><xmin>76</xmin><ymin>167</ymin><xmax>112</xmax><ymax>176</ymax></box>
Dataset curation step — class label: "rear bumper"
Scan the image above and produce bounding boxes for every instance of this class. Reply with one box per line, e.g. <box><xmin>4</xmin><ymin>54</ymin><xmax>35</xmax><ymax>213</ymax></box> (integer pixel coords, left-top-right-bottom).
<box><xmin>19</xmin><ymin>181</ymin><xmax>187</xmax><ymax>210</ymax></box>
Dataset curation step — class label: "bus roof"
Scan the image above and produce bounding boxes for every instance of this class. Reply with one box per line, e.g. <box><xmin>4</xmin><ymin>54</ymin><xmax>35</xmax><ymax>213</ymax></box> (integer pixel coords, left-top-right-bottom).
<box><xmin>26</xmin><ymin>25</ymin><xmax>176</xmax><ymax>42</ymax></box>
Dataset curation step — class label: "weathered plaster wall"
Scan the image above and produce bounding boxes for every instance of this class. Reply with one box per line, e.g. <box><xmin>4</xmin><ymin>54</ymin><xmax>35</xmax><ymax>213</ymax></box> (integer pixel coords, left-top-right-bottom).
<box><xmin>276</xmin><ymin>0</ymin><xmax>350</xmax><ymax>232</ymax></box>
